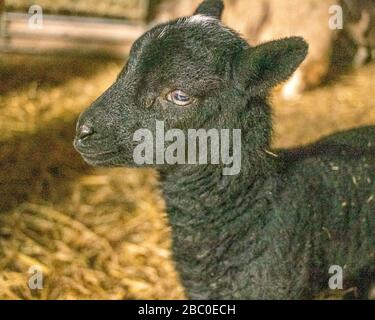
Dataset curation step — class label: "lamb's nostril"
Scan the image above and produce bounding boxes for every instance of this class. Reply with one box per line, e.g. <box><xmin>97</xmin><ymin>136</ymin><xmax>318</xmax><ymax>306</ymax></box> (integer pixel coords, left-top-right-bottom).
<box><xmin>77</xmin><ymin>124</ymin><xmax>94</xmax><ymax>140</ymax></box>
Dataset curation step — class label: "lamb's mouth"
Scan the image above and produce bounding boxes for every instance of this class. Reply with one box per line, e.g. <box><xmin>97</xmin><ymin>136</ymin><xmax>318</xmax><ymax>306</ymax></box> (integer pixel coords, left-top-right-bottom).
<box><xmin>73</xmin><ymin>139</ymin><xmax>122</xmax><ymax>167</ymax></box>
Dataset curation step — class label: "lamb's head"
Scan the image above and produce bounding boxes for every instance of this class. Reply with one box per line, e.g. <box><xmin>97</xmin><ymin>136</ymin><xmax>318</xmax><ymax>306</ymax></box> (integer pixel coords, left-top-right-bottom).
<box><xmin>74</xmin><ymin>0</ymin><xmax>308</xmax><ymax>169</ymax></box>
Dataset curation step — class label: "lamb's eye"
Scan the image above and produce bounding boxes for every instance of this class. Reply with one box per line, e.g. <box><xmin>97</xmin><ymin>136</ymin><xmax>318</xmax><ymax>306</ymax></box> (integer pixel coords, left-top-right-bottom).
<box><xmin>166</xmin><ymin>90</ymin><xmax>194</xmax><ymax>106</ymax></box>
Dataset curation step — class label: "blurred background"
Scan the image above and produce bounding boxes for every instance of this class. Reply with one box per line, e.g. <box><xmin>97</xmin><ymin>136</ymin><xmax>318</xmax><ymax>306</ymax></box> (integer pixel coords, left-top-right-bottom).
<box><xmin>0</xmin><ymin>0</ymin><xmax>374</xmax><ymax>299</ymax></box>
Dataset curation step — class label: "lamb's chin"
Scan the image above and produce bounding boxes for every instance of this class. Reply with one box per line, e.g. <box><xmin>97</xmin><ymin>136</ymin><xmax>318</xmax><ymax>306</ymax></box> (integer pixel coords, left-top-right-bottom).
<box><xmin>80</xmin><ymin>152</ymin><xmax>123</xmax><ymax>168</ymax></box>
<box><xmin>81</xmin><ymin>151</ymin><xmax>142</xmax><ymax>168</ymax></box>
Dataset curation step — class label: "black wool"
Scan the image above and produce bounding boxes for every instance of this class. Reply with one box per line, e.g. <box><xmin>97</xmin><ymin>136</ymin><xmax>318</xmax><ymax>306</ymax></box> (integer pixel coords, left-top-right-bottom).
<box><xmin>75</xmin><ymin>0</ymin><xmax>375</xmax><ymax>299</ymax></box>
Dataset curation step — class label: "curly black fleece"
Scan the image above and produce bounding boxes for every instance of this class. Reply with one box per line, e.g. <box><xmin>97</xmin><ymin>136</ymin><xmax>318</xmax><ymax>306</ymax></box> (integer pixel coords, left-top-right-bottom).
<box><xmin>74</xmin><ymin>0</ymin><xmax>375</xmax><ymax>299</ymax></box>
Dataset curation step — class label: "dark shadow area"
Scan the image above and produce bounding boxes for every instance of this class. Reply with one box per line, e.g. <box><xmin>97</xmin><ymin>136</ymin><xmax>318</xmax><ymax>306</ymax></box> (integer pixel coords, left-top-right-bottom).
<box><xmin>0</xmin><ymin>53</ymin><xmax>121</xmax><ymax>212</ymax></box>
<box><xmin>324</xmin><ymin>32</ymin><xmax>360</xmax><ymax>85</ymax></box>
<box><xmin>357</xmin><ymin>266</ymin><xmax>375</xmax><ymax>299</ymax></box>
<box><xmin>279</xmin><ymin>126</ymin><xmax>375</xmax><ymax>163</ymax></box>
<box><xmin>147</xmin><ymin>0</ymin><xmax>165</xmax><ymax>22</ymax></box>
<box><xmin>0</xmin><ymin>53</ymin><xmax>121</xmax><ymax>95</ymax></box>
<box><xmin>0</xmin><ymin>116</ymin><xmax>93</xmax><ymax>213</ymax></box>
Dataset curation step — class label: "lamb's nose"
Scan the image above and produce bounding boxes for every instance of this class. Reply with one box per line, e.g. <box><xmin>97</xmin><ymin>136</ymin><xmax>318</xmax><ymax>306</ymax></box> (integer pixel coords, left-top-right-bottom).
<box><xmin>77</xmin><ymin>124</ymin><xmax>94</xmax><ymax>140</ymax></box>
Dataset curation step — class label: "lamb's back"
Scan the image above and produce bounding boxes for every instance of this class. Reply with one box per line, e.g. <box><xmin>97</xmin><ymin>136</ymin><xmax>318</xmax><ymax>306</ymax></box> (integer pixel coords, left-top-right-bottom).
<box><xmin>273</xmin><ymin>126</ymin><xmax>375</xmax><ymax>293</ymax></box>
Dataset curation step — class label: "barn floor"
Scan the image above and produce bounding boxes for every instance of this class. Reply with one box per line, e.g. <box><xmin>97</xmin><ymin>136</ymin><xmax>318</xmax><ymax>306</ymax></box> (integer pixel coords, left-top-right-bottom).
<box><xmin>0</xmin><ymin>52</ymin><xmax>374</xmax><ymax>299</ymax></box>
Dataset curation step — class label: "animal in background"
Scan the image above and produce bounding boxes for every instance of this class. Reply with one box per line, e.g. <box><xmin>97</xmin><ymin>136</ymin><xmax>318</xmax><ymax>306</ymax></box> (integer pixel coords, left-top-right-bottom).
<box><xmin>223</xmin><ymin>0</ymin><xmax>339</xmax><ymax>100</ymax></box>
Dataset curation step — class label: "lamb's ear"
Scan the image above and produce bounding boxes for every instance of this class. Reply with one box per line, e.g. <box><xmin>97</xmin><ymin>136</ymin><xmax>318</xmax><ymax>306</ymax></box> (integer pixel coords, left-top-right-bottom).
<box><xmin>194</xmin><ymin>0</ymin><xmax>224</xmax><ymax>19</ymax></box>
<box><xmin>235</xmin><ymin>37</ymin><xmax>308</xmax><ymax>95</ymax></box>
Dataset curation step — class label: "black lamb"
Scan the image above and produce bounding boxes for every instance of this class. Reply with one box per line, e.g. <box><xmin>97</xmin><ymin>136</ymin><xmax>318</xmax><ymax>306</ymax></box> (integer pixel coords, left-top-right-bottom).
<box><xmin>74</xmin><ymin>0</ymin><xmax>375</xmax><ymax>299</ymax></box>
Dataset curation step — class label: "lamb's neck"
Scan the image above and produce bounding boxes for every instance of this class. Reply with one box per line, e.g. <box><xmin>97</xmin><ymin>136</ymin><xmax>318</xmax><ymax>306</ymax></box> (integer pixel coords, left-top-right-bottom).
<box><xmin>159</xmin><ymin>151</ymin><xmax>277</xmax><ymax>298</ymax></box>
<box><xmin>160</xmin><ymin>151</ymin><xmax>276</xmax><ymax>217</ymax></box>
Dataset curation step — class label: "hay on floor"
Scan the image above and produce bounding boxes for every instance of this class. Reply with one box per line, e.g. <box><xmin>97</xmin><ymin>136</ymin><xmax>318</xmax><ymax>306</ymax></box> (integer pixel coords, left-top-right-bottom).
<box><xmin>0</xmin><ymin>52</ymin><xmax>374</xmax><ymax>299</ymax></box>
